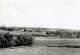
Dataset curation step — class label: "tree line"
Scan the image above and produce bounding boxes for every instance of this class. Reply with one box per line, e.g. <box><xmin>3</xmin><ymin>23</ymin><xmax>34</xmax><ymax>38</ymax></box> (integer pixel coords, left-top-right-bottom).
<box><xmin>46</xmin><ymin>31</ymin><xmax>80</xmax><ymax>37</ymax></box>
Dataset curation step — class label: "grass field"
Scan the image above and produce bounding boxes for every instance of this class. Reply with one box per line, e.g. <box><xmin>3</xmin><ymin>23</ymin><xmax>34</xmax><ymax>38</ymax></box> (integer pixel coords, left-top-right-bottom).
<box><xmin>35</xmin><ymin>37</ymin><xmax>80</xmax><ymax>46</ymax></box>
<box><xmin>0</xmin><ymin>37</ymin><xmax>80</xmax><ymax>55</ymax></box>
<box><xmin>0</xmin><ymin>46</ymin><xmax>80</xmax><ymax>55</ymax></box>
<box><xmin>0</xmin><ymin>29</ymin><xmax>80</xmax><ymax>55</ymax></box>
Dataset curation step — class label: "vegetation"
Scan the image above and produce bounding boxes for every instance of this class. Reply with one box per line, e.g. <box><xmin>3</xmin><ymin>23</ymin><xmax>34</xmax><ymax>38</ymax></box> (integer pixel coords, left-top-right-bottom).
<box><xmin>1</xmin><ymin>25</ymin><xmax>80</xmax><ymax>37</ymax></box>
<box><xmin>46</xmin><ymin>30</ymin><xmax>80</xmax><ymax>37</ymax></box>
<box><xmin>0</xmin><ymin>32</ymin><xmax>34</xmax><ymax>48</ymax></box>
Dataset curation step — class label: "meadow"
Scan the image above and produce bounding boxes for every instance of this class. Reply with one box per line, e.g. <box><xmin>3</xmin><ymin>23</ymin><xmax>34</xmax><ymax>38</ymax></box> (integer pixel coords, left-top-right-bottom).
<box><xmin>35</xmin><ymin>37</ymin><xmax>80</xmax><ymax>46</ymax></box>
<box><xmin>0</xmin><ymin>28</ymin><xmax>80</xmax><ymax>55</ymax></box>
<box><xmin>0</xmin><ymin>37</ymin><xmax>80</xmax><ymax>55</ymax></box>
<box><xmin>0</xmin><ymin>46</ymin><xmax>80</xmax><ymax>55</ymax></box>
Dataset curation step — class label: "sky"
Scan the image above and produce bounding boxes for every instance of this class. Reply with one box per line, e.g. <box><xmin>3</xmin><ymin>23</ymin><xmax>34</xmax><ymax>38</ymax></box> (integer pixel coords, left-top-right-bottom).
<box><xmin>0</xmin><ymin>0</ymin><xmax>80</xmax><ymax>30</ymax></box>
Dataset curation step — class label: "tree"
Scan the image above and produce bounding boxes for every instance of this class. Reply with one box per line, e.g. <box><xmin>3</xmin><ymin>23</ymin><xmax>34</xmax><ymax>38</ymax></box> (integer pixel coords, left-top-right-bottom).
<box><xmin>24</xmin><ymin>29</ymin><xmax>27</xmax><ymax>32</ymax></box>
<box><xmin>2</xmin><ymin>25</ymin><xmax>6</xmax><ymax>30</ymax></box>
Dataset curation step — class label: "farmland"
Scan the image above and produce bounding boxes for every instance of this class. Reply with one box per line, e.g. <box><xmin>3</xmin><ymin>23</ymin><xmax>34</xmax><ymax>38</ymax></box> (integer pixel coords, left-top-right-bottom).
<box><xmin>0</xmin><ymin>27</ymin><xmax>80</xmax><ymax>55</ymax></box>
<box><xmin>35</xmin><ymin>37</ymin><xmax>80</xmax><ymax>46</ymax></box>
<box><xmin>0</xmin><ymin>37</ymin><xmax>80</xmax><ymax>55</ymax></box>
<box><xmin>0</xmin><ymin>46</ymin><xmax>80</xmax><ymax>55</ymax></box>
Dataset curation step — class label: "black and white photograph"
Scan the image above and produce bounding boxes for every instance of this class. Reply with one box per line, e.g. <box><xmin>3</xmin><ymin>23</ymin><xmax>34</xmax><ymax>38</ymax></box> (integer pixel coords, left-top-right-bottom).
<box><xmin>0</xmin><ymin>0</ymin><xmax>80</xmax><ymax>55</ymax></box>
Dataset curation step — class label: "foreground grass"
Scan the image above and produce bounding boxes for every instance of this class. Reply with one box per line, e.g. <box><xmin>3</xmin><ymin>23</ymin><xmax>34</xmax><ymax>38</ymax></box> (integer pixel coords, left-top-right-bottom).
<box><xmin>0</xmin><ymin>46</ymin><xmax>80</xmax><ymax>55</ymax></box>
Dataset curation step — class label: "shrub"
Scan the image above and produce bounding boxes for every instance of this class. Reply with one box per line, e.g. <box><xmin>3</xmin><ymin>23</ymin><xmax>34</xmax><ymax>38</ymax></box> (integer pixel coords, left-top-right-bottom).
<box><xmin>15</xmin><ymin>35</ymin><xmax>24</xmax><ymax>46</ymax></box>
<box><xmin>0</xmin><ymin>34</ymin><xmax>3</xmax><ymax>47</ymax></box>
<box><xmin>16</xmin><ymin>34</ymin><xmax>34</xmax><ymax>46</ymax></box>
<box><xmin>0</xmin><ymin>32</ymin><xmax>34</xmax><ymax>48</ymax></box>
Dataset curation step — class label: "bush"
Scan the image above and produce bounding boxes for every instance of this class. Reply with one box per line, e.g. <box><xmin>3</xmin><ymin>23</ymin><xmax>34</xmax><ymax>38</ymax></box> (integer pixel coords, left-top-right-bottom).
<box><xmin>0</xmin><ymin>34</ymin><xmax>3</xmax><ymax>47</ymax></box>
<box><xmin>15</xmin><ymin>34</ymin><xmax>34</xmax><ymax>46</ymax></box>
<box><xmin>0</xmin><ymin>32</ymin><xmax>34</xmax><ymax>48</ymax></box>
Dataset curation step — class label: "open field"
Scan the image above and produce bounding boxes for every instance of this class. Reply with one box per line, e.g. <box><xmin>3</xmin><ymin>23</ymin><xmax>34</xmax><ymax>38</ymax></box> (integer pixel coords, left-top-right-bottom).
<box><xmin>0</xmin><ymin>46</ymin><xmax>80</xmax><ymax>55</ymax></box>
<box><xmin>35</xmin><ymin>37</ymin><xmax>80</xmax><ymax>46</ymax></box>
<box><xmin>0</xmin><ymin>37</ymin><xmax>80</xmax><ymax>55</ymax></box>
<box><xmin>0</xmin><ymin>29</ymin><xmax>80</xmax><ymax>55</ymax></box>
